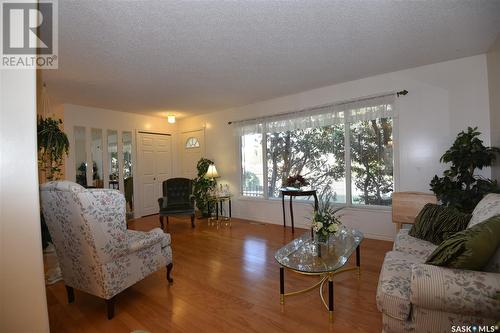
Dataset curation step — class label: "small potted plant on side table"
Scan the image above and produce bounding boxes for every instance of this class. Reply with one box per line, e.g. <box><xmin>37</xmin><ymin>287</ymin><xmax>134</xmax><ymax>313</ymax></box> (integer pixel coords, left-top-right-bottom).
<box><xmin>311</xmin><ymin>202</ymin><xmax>344</xmax><ymax>257</ymax></box>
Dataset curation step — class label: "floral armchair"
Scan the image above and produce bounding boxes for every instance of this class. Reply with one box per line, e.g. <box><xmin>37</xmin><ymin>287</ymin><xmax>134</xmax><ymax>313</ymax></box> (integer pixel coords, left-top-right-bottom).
<box><xmin>40</xmin><ymin>181</ymin><xmax>173</xmax><ymax>319</ymax></box>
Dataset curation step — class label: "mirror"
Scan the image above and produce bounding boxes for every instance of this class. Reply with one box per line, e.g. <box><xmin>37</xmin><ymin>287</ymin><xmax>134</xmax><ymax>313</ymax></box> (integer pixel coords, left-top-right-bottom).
<box><xmin>91</xmin><ymin>129</ymin><xmax>104</xmax><ymax>188</ymax></box>
<box><xmin>122</xmin><ymin>131</ymin><xmax>133</xmax><ymax>217</ymax></box>
<box><xmin>107</xmin><ymin>130</ymin><xmax>119</xmax><ymax>189</ymax></box>
<box><xmin>74</xmin><ymin>126</ymin><xmax>87</xmax><ymax>186</ymax></box>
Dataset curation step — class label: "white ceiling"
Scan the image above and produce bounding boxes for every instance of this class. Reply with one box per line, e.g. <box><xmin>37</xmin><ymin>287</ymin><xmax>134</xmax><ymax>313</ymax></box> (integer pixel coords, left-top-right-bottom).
<box><xmin>43</xmin><ymin>0</ymin><xmax>500</xmax><ymax>119</ymax></box>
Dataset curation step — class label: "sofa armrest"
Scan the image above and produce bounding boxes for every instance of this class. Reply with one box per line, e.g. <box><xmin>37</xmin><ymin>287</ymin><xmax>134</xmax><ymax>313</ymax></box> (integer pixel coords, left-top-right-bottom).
<box><xmin>127</xmin><ymin>228</ymin><xmax>168</xmax><ymax>253</ymax></box>
<box><xmin>411</xmin><ymin>263</ymin><xmax>500</xmax><ymax>319</ymax></box>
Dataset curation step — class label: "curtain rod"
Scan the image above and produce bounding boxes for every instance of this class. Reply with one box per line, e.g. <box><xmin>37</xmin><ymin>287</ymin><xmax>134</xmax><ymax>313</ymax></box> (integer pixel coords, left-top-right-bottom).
<box><xmin>227</xmin><ymin>89</ymin><xmax>408</xmax><ymax>125</ymax></box>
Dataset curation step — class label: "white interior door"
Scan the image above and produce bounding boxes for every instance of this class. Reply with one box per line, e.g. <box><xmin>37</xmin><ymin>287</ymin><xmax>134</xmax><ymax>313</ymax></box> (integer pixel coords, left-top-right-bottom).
<box><xmin>155</xmin><ymin>135</ymin><xmax>172</xmax><ymax>198</ymax></box>
<box><xmin>180</xmin><ymin>129</ymin><xmax>205</xmax><ymax>178</ymax></box>
<box><xmin>138</xmin><ymin>132</ymin><xmax>172</xmax><ymax>216</ymax></box>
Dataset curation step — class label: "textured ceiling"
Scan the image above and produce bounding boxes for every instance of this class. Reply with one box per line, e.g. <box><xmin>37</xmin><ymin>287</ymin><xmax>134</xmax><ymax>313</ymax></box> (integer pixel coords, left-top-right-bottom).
<box><xmin>43</xmin><ymin>0</ymin><xmax>500</xmax><ymax>118</ymax></box>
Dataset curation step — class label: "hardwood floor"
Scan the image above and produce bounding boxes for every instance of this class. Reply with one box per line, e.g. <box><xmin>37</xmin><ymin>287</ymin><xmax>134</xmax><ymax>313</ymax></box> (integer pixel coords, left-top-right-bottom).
<box><xmin>46</xmin><ymin>215</ymin><xmax>393</xmax><ymax>333</ymax></box>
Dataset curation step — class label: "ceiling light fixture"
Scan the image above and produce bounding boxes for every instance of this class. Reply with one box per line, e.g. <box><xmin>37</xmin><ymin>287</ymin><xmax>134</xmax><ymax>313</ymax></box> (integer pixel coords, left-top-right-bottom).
<box><xmin>167</xmin><ymin>114</ymin><xmax>176</xmax><ymax>124</ymax></box>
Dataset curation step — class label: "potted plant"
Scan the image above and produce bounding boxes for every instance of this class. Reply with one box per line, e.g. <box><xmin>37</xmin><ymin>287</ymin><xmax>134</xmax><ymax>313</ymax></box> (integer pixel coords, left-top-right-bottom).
<box><xmin>430</xmin><ymin>127</ymin><xmax>500</xmax><ymax>213</ymax></box>
<box><xmin>311</xmin><ymin>202</ymin><xmax>344</xmax><ymax>257</ymax></box>
<box><xmin>38</xmin><ymin>116</ymin><xmax>69</xmax><ymax>182</ymax></box>
<box><xmin>312</xmin><ymin>202</ymin><xmax>343</xmax><ymax>241</ymax></box>
<box><xmin>193</xmin><ymin>158</ymin><xmax>217</xmax><ymax>217</ymax></box>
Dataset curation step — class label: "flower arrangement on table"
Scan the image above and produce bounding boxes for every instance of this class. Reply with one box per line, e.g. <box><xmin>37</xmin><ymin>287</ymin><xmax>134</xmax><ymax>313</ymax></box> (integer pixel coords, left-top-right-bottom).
<box><xmin>284</xmin><ymin>174</ymin><xmax>309</xmax><ymax>189</ymax></box>
<box><xmin>311</xmin><ymin>202</ymin><xmax>344</xmax><ymax>243</ymax></box>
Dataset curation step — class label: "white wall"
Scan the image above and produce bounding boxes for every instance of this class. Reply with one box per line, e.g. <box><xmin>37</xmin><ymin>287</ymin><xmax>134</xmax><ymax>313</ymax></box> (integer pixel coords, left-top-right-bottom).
<box><xmin>487</xmin><ymin>34</ymin><xmax>500</xmax><ymax>181</ymax></box>
<box><xmin>179</xmin><ymin>55</ymin><xmax>491</xmax><ymax>241</ymax></box>
<box><xmin>0</xmin><ymin>70</ymin><xmax>50</xmax><ymax>331</ymax></box>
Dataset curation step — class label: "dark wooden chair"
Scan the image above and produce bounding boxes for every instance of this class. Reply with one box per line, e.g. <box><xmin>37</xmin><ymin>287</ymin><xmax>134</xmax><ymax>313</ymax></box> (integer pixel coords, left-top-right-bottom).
<box><xmin>158</xmin><ymin>178</ymin><xmax>195</xmax><ymax>230</ymax></box>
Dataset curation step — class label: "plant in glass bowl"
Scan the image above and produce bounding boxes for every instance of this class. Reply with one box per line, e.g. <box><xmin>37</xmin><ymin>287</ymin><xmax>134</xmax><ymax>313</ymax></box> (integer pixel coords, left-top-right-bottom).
<box><xmin>311</xmin><ymin>201</ymin><xmax>344</xmax><ymax>244</ymax></box>
<box><xmin>284</xmin><ymin>174</ymin><xmax>309</xmax><ymax>189</ymax></box>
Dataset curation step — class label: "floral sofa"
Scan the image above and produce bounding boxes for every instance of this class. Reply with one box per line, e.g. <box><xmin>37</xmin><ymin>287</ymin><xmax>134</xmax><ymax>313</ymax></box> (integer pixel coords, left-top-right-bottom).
<box><xmin>40</xmin><ymin>181</ymin><xmax>173</xmax><ymax>319</ymax></box>
<box><xmin>377</xmin><ymin>194</ymin><xmax>500</xmax><ymax>333</ymax></box>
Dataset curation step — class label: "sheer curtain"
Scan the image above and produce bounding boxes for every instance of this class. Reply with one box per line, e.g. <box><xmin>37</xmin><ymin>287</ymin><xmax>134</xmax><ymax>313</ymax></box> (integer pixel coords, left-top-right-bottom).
<box><xmin>235</xmin><ymin>94</ymin><xmax>395</xmax><ymax>135</ymax></box>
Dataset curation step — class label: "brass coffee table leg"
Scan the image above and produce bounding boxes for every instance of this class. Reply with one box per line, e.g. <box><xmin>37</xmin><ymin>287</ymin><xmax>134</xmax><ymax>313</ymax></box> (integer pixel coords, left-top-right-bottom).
<box><xmin>328</xmin><ymin>274</ymin><xmax>334</xmax><ymax>321</ymax></box>
<box><xmin>281</xmin><ymin>266</ymin><xmax>359</xmax><ymax>321</ymax></box>
<box><xmin>279</xmin><ymin>267</ymin><xmax>285</xmax><ymax>305</ymax></box>
<box><xmin>356</xmin><ymin>245</ymin><xmax>361</xmax><ymax>279</ymax></box>
<box><xmin>319</xmin><ymin>273</ymin><xmax>334</xmax><ymax>321</ymax></box>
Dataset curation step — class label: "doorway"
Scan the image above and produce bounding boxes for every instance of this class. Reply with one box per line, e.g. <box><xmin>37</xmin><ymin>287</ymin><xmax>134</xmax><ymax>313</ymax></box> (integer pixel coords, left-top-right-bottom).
<box><xmin>137</xmin><ymin>131</ymin><xmax>173</xmax><ymax>216</ymax></box>
<box><xmin>180</xmin><ymin>128</ymin><xmax>205</xmax><ymax>178</ymax></box>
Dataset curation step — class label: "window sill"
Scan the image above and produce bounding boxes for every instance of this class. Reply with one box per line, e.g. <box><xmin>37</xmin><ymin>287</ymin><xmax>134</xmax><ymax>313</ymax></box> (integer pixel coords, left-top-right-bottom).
<box><xmin>237</xmin><ymin>195</ymin><xmax>392</xmax><ymax>212</ymax></box>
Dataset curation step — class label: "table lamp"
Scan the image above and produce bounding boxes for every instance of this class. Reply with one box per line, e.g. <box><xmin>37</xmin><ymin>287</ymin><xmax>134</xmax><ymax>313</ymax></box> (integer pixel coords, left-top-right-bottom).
<box><xmin>205</xmin><ymin>164</ymin><xmax>219</xmax><ymax>180</ymax></box>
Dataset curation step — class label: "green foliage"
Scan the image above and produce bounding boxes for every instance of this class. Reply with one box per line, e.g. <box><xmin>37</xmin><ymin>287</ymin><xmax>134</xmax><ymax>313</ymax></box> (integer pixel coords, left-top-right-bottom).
<box><xmin>37</xmin><ymin>116</ymin><xmax>69</xmax><ymax>180</ymax></box>
<box><xmin>193</xmin><ymin>158</ymin><xmax>216</xmax><ymax>216</ymax></box>
<box><xmin>266</xmin><ymin>125</ymin><xmax>345</xmax><ymax>201</ymax></box>
<box><xmin>243</xmin><ymin>171</ymin><xmax>260</xmax><ymax>189</ymax></box>
<box><xmin>266</xmin><ymin>118</ymin><xmax>393</xmax><ymax>205</ymax></box>
<box><xmin>350</xmin><ymin>118</ymin><xmax>393</xmax><ymax>205</ymax></box>
<box><xmin>430</xmin><ymin>127</ymin><xmax>500</xmax><ymax>213</ymax></box>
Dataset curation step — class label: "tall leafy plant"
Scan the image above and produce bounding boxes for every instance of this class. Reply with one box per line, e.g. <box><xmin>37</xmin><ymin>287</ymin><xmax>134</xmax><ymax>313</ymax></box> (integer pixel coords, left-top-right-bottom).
<box><xmin>430</xmin><ymin>127</ymin><xmax>500</xmax><ymax>213</ymax></box>
<box><xmin>193</xmin><ymin>158</ymin><xmax>216</xmax><ymax>217</ymax></box>
<box><xmin>37</xmin><ymin>116</ymin><xmax>70</xmax><ymax>181</ymax></box>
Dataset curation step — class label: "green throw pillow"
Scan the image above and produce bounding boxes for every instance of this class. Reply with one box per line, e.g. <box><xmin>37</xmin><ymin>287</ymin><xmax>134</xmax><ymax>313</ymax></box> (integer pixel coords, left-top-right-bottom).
<box><xmin>409</xmin><ymin>204</ymin><xmax>471</xmax><ymax>245</ymax></box>
<box><xmin>426</xmin><ymin>214</ymin><xmax>500</xmax><ymax>270</ymax></box>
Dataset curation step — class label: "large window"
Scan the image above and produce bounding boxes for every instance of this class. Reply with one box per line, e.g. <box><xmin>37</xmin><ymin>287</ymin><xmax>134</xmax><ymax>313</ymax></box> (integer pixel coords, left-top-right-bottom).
<box><xmin>241</xmin><ymin>133</ymin><xmax>264</xmax><ymax>196</ymax></box>
<box><xmin>239</xmin><ymin>95</ymin><xmax>395</xmax><ymax>206</ymax></box>
<box><xmin>350</xmin><ymin>118</ymin><xmax>393</xmax><ymax>205</ymax></box>
<box><xmin>266</xmin><ymin>125</ymin><xmax>346</xmax><ymax>202</ymax></box>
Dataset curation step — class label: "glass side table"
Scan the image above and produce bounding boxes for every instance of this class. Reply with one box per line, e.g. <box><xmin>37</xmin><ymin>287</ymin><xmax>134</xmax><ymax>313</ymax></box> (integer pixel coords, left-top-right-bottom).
<box><xmin>207</xmin><ymin>195</ymin><xmax>232</xmax><ymax>228</ymax></box>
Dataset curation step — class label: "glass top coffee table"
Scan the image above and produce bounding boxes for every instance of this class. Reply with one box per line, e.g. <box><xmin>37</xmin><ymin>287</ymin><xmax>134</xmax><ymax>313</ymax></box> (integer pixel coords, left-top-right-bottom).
<box><xmin>274</xmin><ymin>227</ymin><xmax>364</xmax><ymax>321</ymax></box>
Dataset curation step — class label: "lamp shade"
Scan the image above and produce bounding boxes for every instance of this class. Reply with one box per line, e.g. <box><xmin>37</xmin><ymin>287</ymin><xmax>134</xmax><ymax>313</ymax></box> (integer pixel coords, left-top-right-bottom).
<box><xmin>205</xmin><ymin>164</ymin><xmax>219</xmax><ymax>179</ymax></box>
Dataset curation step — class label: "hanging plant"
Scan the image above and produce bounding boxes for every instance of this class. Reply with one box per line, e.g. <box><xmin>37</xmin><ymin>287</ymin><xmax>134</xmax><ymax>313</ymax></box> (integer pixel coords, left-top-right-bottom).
<box><xmin>37</xmin><ymin>116</ymin><xmax>69</xmax><ymax>181</ymax></box>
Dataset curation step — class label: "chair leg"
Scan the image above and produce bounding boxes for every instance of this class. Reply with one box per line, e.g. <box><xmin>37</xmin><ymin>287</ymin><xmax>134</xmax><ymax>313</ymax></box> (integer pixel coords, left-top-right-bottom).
<box><xmin>191</xmin><ymin>214</ymin><xmax>195</xmax><ymax>228</ymax></box>
<box><xmin>106</xmin><ymin>297</ymin><xmax>116</xmax><ymax>320</ymax></box>
<box><xmin>65</xmin><ymin>286</ymin><xmax>74</xmax><ymax>304</ymax></box>
<box><xmin>159</xmin><ymin>215</ymin><xmax>164</xmax><ymax>230</ymax></box>
<box><xmin>166</xmin><ymin>263</ymin><xmax>173</xmax><ymax>284</ymax></box>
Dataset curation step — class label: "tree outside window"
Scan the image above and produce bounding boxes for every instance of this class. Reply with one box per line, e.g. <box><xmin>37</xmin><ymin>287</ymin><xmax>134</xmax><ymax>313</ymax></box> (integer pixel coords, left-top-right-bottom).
<box><xmin>240</xmin><ymin>114</ymin><xmax>394</xmax><ymax>206</ymax></box>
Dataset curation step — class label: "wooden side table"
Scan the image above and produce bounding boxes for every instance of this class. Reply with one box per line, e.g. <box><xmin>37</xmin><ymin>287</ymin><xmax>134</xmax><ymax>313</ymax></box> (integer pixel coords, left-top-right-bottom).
<box><xmin>280</xmin><ymin>189</ymin><xmax>319</xmax><ymax>233</ymax></box>
<box><xmin>392</xmin><ymin>192</ymin><xmax>437</xmax><ymax>231</ymax></box>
